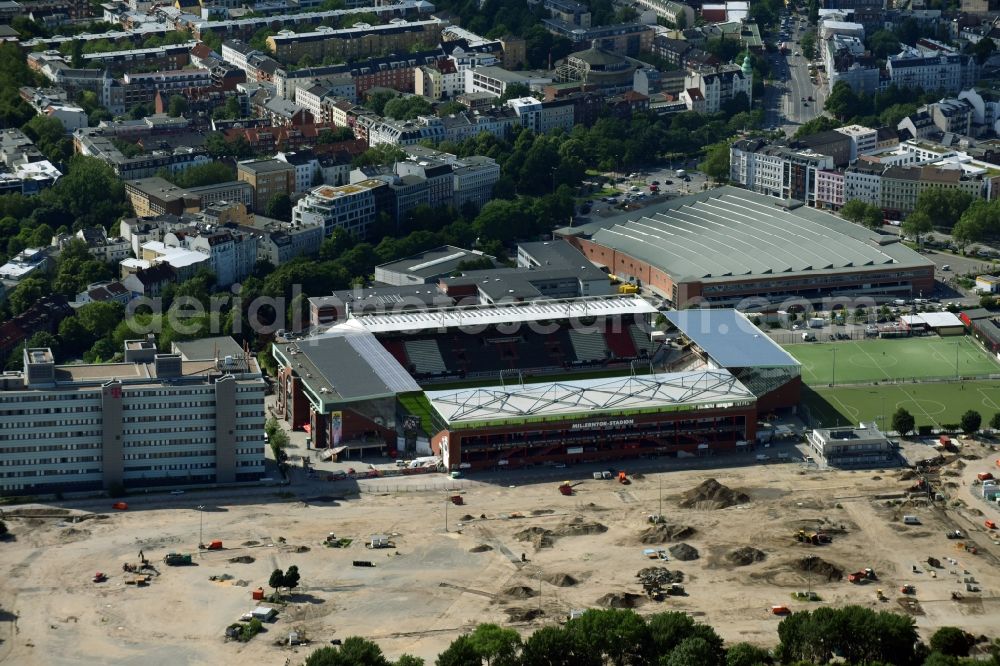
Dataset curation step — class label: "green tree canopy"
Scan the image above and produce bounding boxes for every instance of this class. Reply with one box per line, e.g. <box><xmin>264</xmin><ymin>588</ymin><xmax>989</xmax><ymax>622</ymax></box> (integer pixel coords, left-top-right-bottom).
<box><xmin>960</xmin><ymin>409</ymin><xmax>982</xmax><ymax>435</ymax></box>
<box><xmin>929</xmin><ymin>626</ymin><xmax>975</xmax><ymax>657</ymax></box>
<box><xmin>892</xmin><ymin>408</ymin><xmax>915</xmax><ymax>436</ymax></box>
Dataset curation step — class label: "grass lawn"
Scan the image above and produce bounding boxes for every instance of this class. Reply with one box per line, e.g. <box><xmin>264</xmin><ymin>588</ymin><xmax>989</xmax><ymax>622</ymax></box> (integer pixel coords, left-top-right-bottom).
<box><xmin>802</xmin><ymin>382</ymin><xmax>1000</xmax><ymax>429</ymax></box>
<box><xmin>783</xmin><ymin>337</ymin><xmax>1000</xmax><ymax>385</ymax></box>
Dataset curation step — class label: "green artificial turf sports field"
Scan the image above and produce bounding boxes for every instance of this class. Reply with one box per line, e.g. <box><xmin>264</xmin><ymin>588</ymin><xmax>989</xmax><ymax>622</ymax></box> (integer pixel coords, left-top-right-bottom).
<box><xmin>783</xmin><ymin>337</ymin><xmax>1000</xmax><ymax>385</ymax></box>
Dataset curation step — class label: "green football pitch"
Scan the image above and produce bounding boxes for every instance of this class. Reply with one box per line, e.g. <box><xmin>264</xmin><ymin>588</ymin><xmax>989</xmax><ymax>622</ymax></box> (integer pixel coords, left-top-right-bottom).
<box><xmin>802</xmin><ymin>382</ymin><xmax>1000</xmax><ymax>429</ymax></box>
<box><xmin>783</xmin><ymin>337</ymin><xmax>1000</xmax><ymax>385</ymax></box>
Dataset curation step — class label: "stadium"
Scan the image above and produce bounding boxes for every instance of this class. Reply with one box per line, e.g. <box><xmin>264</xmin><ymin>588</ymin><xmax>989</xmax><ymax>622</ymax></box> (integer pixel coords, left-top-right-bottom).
<box><xmin>557</xmin><ymin>186</ymin><xmax>935</xmax><ymax>310</ymax></box>
<box><xmin>272</xmin><ymin>292</ymin><xmax>802</xmax><ymax>470</ymax></box>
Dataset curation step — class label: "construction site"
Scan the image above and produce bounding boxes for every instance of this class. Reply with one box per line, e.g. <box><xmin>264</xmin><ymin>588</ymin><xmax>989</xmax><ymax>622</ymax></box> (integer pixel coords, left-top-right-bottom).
<box><xmin>1</xmin><ymin>438</ymin><xmax>999</xmax><ymax>665</ymax></box>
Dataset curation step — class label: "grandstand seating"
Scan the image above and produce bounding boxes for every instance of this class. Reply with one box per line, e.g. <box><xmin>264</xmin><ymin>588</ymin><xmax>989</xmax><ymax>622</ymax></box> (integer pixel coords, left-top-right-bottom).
<box><xmin>604</xmin><ymin>324</ymin><xmax>637</xmax><ymax>359</ymax></box>
<box><xmin>568</xmin><ymin>329</ymin><xmax>609</xmax><ymax>362</ymax></box>
<box><xmin>404</xmin><ymin>339</ymin><xmax>448</xmax><ymax>375</ymax></box>
<box><xmin>629</xmin><ymin>324</ymin><xmax>658</xmax><ymax>355</ymax></box>
<box><xmin>380</xmin><ymin>338</ymin><xmax>409</xmax><ymax>368</ymax></box>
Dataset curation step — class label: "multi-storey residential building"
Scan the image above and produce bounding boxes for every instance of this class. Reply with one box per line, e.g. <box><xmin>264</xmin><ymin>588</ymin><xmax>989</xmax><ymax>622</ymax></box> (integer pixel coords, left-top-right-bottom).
<box><xmin>292</xmin><ymin>180</ymin><xmax>386</xmax><ymax>237</ymax></box>
<box><xmin>121</xmin><ymin>69</ymin><xmax>213</xmax><ymax>107</ymax></box>
<box><xmin>729</xmin><ymin>138</ymin><xmax>835</xmax><ymax>204</ymax></box>
<box><xmin>887</xmin><ymin>46</ymin><xmax>978</xmax><ymax>94</ymax></box>
<box><xmin>541</xmin><ymin>20</ymin><xmax>653</xmax><ymax>56</ymax></box>
<box><xmin>824</xmin><ymin>33</ymin><xmax>878</xmax><ymax>95</ymax></box>
<box><xmin>237</xmin><ymin>158</ymin><xmax>296</xmax><ymax>212</ymax></box>
<box><xmin>880</xmin><ymin>165</ymin><xmax>986</xmax><ymax>217</ymax></box>
<box><xmin>415</xmin><ymin>58</ymin><xmax>464</xmax><ymax>99</ymax></box>
<box><xmin>927</xmin><ymin>98</ymin><xmax>975</xmax><ymax>136</ymax></box>
<box><xmin>815</xmin><ymin>170</ymin><xmax>845</xmax><ymax>210</ymax></box>
<box><xmin>0</xmin><ymin>295</ymin><xmax>72</xmax><ymax>367</ymax></box>
<box><xmin>506</xmin><ymin>97</ymin><xmax>576</xmax><ymax>134</ymax></box>
<box><xmin>52</xmin><ymin>227</ymin><xmax>131</xmax><ymax>263</ymax></box>
<box><xmin>834</xmin><ymin>125</ymin><xmax>877</xmax><ymax>161</ymax></box>
<box><xmin>276</xmin><ymin>150</ymin><xmax>321</xmax><ymax>193</ymax></box>
<box><xmin>394</xmin><ymin>158</ymin><xmax>454</xmax><ymax>207</ymax></box>
<box><xmin>124</xmin><ymin>177</ymin><xmax>253</xmax><ymax>218</ymax></box>
<box><xmin>162</xmin><ymin>226</ymin><xmax>258</xmax><ymax>287</ymax></box>
<box><xmin>266</xmin><ymin>20</ymin><xmax>443</xmax><ymax>64</ymax></box>
<box><xmin>369</xmin><ymin>116</ymin><xmax>447</xmax><ymax>147</ymax></box>
<box><xmin>844</xmin><ymin>162</ymin><xmax>884</xmax><ymax>206</ymax></box>
<box><xmin>632</xmin><ymin>0</ymin><xmax>693</xmax><ymax>28</ymax></box>
<box><xmin>682</xmin><ymin>60</ymin><xmax>751</xmax><ymax>114</ymax></box>
<box><xmin>74</xmin><ymin>127</ymin><xmax>210</xmax><ymax>180</ymax></box>
<box><xmin>0</xmin><ymin>340</ymin><xmax>265</xmax><ymax>495</ymax></box>
<box><xmin>542</xmin><ymin>0</ymin><xmax>592</xmax><ymax>26</ymax></box>
<box><xmin>403</xmin><ymin>146</ymin><xmax>501</xmax><ymax>211</ymax></box>
<box><xmin>239</xmin><ymin>215</ymin><xmax>324</xmax><ymax>266</ymax></box>
<box><xmin>189</xmin><ymin>0</ymin><xmax>434</xmax><ymax>41</ymax></box>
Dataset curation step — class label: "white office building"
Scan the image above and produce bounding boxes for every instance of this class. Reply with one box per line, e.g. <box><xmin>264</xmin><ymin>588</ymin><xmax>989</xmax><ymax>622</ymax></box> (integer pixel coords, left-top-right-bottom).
<box><xmin>0</xmin><ymin>340</ymin><xmax>265</xmax><ymax>495</ymax></box>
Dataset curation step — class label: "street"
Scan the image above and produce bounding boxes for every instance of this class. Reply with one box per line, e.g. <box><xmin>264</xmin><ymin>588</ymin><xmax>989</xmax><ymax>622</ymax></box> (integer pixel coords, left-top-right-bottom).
<box><xmin>762</xmin><ymin>15</ymin><xmax>826</xmax><ymax>134</ymax></box>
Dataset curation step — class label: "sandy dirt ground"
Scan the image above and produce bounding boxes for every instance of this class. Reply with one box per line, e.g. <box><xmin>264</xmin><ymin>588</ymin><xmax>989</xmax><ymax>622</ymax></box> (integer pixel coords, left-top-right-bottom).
<box><xmin>2</xmin><ymin>443</ymin><xmax>999</xmax><ymax>666</ymax></box>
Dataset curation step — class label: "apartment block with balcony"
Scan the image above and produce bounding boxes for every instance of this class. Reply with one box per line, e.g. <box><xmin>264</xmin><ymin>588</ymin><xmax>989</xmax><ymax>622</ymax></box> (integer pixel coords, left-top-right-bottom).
<box><xmin>292</xmin><ymin>179</ymin><xmax>386</xmax><ymax>238</ymax></box>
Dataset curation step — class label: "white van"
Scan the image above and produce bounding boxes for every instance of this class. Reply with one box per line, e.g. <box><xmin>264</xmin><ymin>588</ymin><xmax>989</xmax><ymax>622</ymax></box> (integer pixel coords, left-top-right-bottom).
<box><xmin>902</xmin><ymin>515</ymin><xmax>920</xmax><ymax>525</ymax></box>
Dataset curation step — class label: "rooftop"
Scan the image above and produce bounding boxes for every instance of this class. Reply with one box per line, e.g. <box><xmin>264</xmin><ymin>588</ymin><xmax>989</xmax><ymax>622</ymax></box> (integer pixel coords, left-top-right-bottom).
<box><xmin>376</xmin><ymin>245</ymin><xmax>493</xmax><ymax>280</ymax></box>
<box><xmin>334</xmin><ymin>295</ymin><xmax>658</xmax><ymax>334</ymax></box>
<box><xmin>425</xmin><ymin>369</ymin><xmax>755</xmax><ymax>426</ymax></box>
<box><xmin>275</xmin><ymin>329</ymin><xmax>421</xmax><ymax>403</ymax></box>
<box><xmin>664</xmin><ymin>309</ymin><xmax>800</xmax><ymax>368</ymax></box>
<box><xmin>558</xmin><ymin>187</ymin><xmax>933</xmax><ymax>283</ymax></box>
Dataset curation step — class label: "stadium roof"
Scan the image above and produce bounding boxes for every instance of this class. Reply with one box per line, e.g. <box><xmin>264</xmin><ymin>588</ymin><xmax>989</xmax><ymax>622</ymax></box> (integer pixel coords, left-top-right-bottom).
<box><xmin>559</xmin><ymin>187</ymin><xmax>932</xmax><ymax>283</ymax></box>
<box><xmin>425</xmin><ymin>370</ymin><xmax>754</xmax><ymax>426</ymax></box>
<box><xmin>664</xmin><ymin>309</ymin><xmax>800</xmax><ymax>368</ymax></box>
<box><xmin>274</xmin><ymin>329</ymin><xmax>420</xmax><ymax>406</ymax></box>
<box><xmin>332</xmin><ymin>295</ymin><xmax>658</xmax><ymax>334</ymax></box>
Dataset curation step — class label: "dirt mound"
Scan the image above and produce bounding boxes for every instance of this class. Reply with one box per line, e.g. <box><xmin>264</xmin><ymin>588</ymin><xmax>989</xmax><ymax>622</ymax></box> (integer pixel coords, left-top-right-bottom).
<box><xmin>795</xmin><ymin>557</ymin><xmax>843</xmax><ymax>581</ymax></box>
<box><xmin>597</xmin><ymin>592</ymin><xmax>645</xmax><ymax>608</ymax></box>
<box><xmin>898</xmin><ymin>470</ymin><xmax>917</xmax><ymax>481</ymax></box>
<box><xmin>679</xmin><ymin>478</ymin><xmax>750</xmax><ymax>510</ymax></box>
<box><xmin>503</xmin><ymin>585</ymin><xmax>537</xmax><ymax>599</ymax></box>
<box><xmin>505</xmin><ymin>607</ymin><xmax>544</xmax><ymax>622</ymax></box>
<box><xmin>542</xmin><ymin>573</ymin><xmax>578</xmax><ymax>587</ymax></box>
<box><xmin>295</xmin><ymin>546</ymin><xmax>310</xmax><ymax>553</ymax></box>
<box><xmin>241</xmin><ymin>540</ymin><xmax>260</xmax><ymax>547</ymax></box>
<box><xmin>637</xmin><ymin>567</ymin><xmax>684</xmax><ymax>584</ymax></box>
<box><xmin>669</xmin><ymin>543</ymin><xmax>699</xmax><ymax>561</ymax></box>
<box><xmin>460</xmin><ymin>514</ymin><xmax>475</xmax><ymax>521</ymax></box>
<box><xmin>229</xmin><ymin>555</ymin><xmax>255</xmax><ymax>564</ymax></box>
<box><xmin>531</xmin><ymin>509</ymin><xmax>554</xmax><ymax>516</ymax></box>
<box><xmin>59</xmin><ymin>527</ymin><xmax>90</xmax><ymax>541</ymax></box>
<box><xmin>726</xmin><ymin>547</ymin><xmax>767</xmax><ymax>566</ymax></box>
<box><xmin>552</xmin><ymin>517</ymin><xmax>607</xmax><ymax>537</ymax></box>
<box><xmin>469</xmin><ymin>544</ymin><xmax>493</xmax><ymax>553</ymax></box>
<box><xmin>514</xmin><ymin>526</ymin><xmax>554</xmax><ymax>549</ymax></box>
<box><xmin>637</xmin><ymin>523</ymin><xmax>696</xmax><ymax>544</ymax></box>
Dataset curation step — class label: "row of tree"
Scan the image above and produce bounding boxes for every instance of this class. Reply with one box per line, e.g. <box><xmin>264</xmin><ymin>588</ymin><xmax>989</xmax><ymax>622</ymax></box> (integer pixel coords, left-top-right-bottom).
<box><xmin>891</xmin><ymin>407</ymin><xmax>996</xmax><ymax>436</ymax></box>
<box><xmin>300</xmin><ymin>607</ymin><xmax>998</xmax><ymax>665</ymax></box>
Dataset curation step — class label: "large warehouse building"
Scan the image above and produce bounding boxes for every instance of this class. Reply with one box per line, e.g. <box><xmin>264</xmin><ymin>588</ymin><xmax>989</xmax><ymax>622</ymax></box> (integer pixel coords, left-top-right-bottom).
<box><xmin>557</xmin><ymin>187</ymin><xmax>934</xmax><ymax>309</ymax></box>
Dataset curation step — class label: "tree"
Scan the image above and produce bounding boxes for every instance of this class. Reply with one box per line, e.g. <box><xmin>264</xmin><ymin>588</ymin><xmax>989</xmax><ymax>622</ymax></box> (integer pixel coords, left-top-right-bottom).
<box><xmin>960</xmin><ymin>409</ymin><xmax>982</xmax><ymax>435</ymax></box>
<box><xmin>436</xmin><ymin>635</ymin><xmax>481</xmax><ymax>666</ymax></box>
<box><xmin>861</xmin><ymin>204</ymin><xmax>884</xmax><ymax>230</ymax></box>
<box><xmin>840</xmin><ymin>199</ymin><xmax>869</xmax><ymax>225</ymax></box>
<box><xmin>499</xmin><ymin>82</ymin><xmax>532</xmax><ymax>104</ymax></box>
<box><xmin>520</xmin><ymin>626</ymin><xmax>599</xmax><ymax>666</ymax></box>
<box><xmin>282</xmin><ymin>564</ymin><xmax>300</xmax><ymax>593</ymax></box>
<box><xmin>566</xmin><ymin>609</ymin><xmax>652</xmax><ymax>666</ymax></box>
<box><xmin>167</xmin><ymin>94</ymin><xmax>188</xmax><ymax>118</ymax></box>
<box><xmin>793</xmin><ymin>115</ymin><xmax>842</xmax><ymax>138</ymax></box>
<box><xmin>914</xmin><ymin>187</ymin><xmax>973</xmax><ymax>231</ymax></box>
<box><xmin>725</xmin><ymin>642</ymin><xmax>771</xmax><ymax>666</ymax></box>
<box><xmin>902</xmin><ymin>210</ymin><xmax>933</xmax><ymax>246</ymax></box>
<box><xmin>268</xmin><ymin>568</ymin><xmax>284</xmax><ymax>595</ymax></box>
<box><xmin>824</xmin><ymin>80</ymin><xmax>861</xmax><ymax>121</ymax></box>
<box><xmin>8</xmin><ymin>277</ymin><xmax>50</xmax><ymax>316</ymax></box>
<box><xmin>383</xmin><ymin>96</ymin><xmax>433</xmax><ymax>120</ymax></box>
<box><xmin>0</xmin><ymin>520</ymin><xmax>7</xmax><ymax>537</ymax></box>
<box><xmin>304</xmin><ymin>637</ymin><xmax>392</xmax><ymax>666</ymax></box>
<box><xmin>468</xmin><ymin>623</ymin><xmax>521</xmax><ymax>666</ymax></box>
<box><xmin>264</xmin><ymin>193</ymin><xmax>292</xmax><ymax>222</ymax></box>
<box><xmin>665</xmin><ymin>637</ymin><xmax>723</xmax><ymax>666</ymax></box>
<box><xmin>870</xmin><ymin>30</ymin><xmax>901</xmax><ymax>59</ymax></box>
<box><xmin>990</xmin><ymin>412</ymin><xmax>1000</xmax><ymax>431</ymax></box>
<box><xmin>800</xmin><ymin>30</ymin><xmax>817</xmax><ymax>59</ymax></box>
<box><xmin>395</xmin><ymin>657</ymin><xmax>424</xmax><ymax>666</ymax></box>
<box><xmin>647</xmin><ymin>612</ymin><xmax>723</xmax><ymax>662</ymax></box>
<box><xmin>892</xmin><ymin>408</ymin><xmax>915</xmax><ymax>436</ymax></box>
<box><xmin>437</xmin><ymin>101</ymin><xmax>467</xmax><ymax>116</ymax></box>
<box><xmin>364</xmin><ymin>90</ymin><xmax>399</xmax><ymax>115</ymax></box>
<box><xmin>929</xmin><ymin>627</ymin><xmax>975</xmax><ymax>657</ymax></box>
<box><xmin>700</xmin><ymin>139</ymin><xmax>732</xmax><ymax>183</ymax></box>
<box><xmin>161</xmin><ymin>162</ymin><xmax>235</xmax><ymax>188</ymax></box>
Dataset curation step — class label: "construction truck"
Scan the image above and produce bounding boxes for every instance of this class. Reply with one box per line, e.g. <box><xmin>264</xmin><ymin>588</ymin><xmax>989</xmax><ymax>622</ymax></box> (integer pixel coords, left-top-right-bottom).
<box><xmin>618</xmin><ymin>471</ymin><xmax>630</xmax><ymax>485</ymax></box>
<box><xmin>93</xmin><ymin>572</ymin><xmax>107</xmax><ymax>583</ymax></box>
<box><xmin>558</xmin><ymin>482</ymin><xmax>573</xmax><ymax>496</ymax></box>
<box><xmin>795</xmin><ymin>529</ymin><xmax>832</xmax><ymax>545</ymax></box>
<box><xmin>901</xmin><ymin>585</ymin><xmax>915</xmax><ymax>595</ymax></box>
